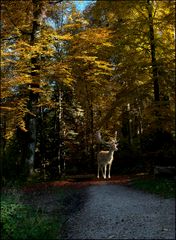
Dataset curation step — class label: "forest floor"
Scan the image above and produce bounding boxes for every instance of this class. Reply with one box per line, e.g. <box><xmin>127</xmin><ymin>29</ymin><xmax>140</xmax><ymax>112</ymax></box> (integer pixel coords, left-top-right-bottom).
<box><xmin>20</xmin><ymin>174</ymin><xmax>175</xmax><ymax>239</ymax></box>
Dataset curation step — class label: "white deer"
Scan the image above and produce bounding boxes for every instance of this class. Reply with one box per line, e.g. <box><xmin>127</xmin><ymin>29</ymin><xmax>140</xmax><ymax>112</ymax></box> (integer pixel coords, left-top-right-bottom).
<box><xmin>96</xmin><ymin>131</ymin><xmax>118</xmax><ymax>179</ymax></box>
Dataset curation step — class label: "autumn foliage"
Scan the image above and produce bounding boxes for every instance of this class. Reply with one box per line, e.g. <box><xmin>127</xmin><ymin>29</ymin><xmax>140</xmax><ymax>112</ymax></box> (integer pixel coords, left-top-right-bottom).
<box><xmin>1</xmin><ymin>0</ymin><xmax>175</xmax><ymax>182</ymax></box>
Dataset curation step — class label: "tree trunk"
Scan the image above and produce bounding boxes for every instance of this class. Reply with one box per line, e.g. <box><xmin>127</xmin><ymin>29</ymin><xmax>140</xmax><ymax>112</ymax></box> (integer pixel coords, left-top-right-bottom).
<box><xmin>89</xmin><ymin>99</ymin><xmax>95</xmax><ymax>165</ymax></box>
<box><xmin>147</xmin><ymin>0</ymin><xmax>160</xmax><ymax>102</ymax></box>
<box><xmin>85</xmin><ymin>80</ymin><xmax>95</xmax><ymax>167</ymax></box>
<box><xmin>26</xmin><ymin>0</ymin><xmax>45</xmax><ymax>175</ymax></box>
<box><xmin>57</xmin><ymin>87</ymin><xmax>65</xmax><ymax>175</ymax></box>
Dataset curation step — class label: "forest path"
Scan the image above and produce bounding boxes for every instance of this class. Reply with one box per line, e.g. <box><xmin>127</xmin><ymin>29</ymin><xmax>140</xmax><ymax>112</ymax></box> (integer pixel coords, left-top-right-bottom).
<box><xmin>22</xmin><ymin>176</ymin><xmax>175</xmax><ymax>239</ymax></box>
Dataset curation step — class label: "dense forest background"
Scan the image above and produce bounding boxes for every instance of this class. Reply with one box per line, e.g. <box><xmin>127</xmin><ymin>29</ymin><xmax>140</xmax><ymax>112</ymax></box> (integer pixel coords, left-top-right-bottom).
<box><xmin>1</xmin><ymin>0</ymin><xmax>175</xmax><ymax>182</ymax></box>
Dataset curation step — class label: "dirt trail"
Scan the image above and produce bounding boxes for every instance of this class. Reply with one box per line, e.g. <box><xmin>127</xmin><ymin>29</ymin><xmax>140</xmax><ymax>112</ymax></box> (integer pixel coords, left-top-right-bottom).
<box><xmin>22</xmin><ymin>176</ymin><xmax>175</xmax><ymax>239</ymax></box>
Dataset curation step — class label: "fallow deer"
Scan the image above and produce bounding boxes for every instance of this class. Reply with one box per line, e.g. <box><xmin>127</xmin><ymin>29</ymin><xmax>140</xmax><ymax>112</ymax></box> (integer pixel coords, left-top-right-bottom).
<box><xmin>96</xmin><ymin>131</ymin><xmax>118</xmax><ymax>179</ymax></box>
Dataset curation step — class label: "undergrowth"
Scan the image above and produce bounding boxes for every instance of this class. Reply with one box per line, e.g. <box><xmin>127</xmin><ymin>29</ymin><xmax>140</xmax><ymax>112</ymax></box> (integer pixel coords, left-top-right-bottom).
<box><xmin>1</xmin><ymin>188</ymin><xmax>61</xmax><ymax>239</ymax></box>
<box><xmin>132</xmin><ymin>177</ymin><xmax>175</xmax><ymax>198</ymax></box>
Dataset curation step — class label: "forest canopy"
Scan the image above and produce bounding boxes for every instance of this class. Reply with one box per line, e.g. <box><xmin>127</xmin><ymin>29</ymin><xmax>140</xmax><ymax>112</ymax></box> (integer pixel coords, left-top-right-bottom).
<box><xmin>1</xmin><ymin>0</ymin><xmax>175</xmax><ymax>181</ymax></box>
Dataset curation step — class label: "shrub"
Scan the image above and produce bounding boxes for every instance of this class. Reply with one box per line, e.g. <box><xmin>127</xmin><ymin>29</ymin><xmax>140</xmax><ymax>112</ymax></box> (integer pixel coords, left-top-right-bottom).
<box><xmin>1</xmin><ymin>189</ymin><xmax>60</xmax><ymax>239</ymax></box>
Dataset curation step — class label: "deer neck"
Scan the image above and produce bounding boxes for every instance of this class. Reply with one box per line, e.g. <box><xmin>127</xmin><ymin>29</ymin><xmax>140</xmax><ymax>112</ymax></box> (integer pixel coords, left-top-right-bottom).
<box><xmin>108</xmin><ymin>149</ymin><xmax>115</xmax><ymax>157</ymax></box>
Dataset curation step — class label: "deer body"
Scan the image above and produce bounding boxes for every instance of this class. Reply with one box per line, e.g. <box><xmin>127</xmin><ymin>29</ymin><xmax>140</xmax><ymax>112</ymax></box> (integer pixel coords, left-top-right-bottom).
<box><xmin>97</xmin><ymin>142</ymin><xmax>118</xmax><ymax>179</ymax></box>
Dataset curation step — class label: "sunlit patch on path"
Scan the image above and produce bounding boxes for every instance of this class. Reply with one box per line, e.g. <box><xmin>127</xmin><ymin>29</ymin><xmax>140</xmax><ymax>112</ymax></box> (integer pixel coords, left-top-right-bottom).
<box><xmin>23</xmin><ymin>174</ymin><xmax>139</xmax><ymax>192</ymax></box>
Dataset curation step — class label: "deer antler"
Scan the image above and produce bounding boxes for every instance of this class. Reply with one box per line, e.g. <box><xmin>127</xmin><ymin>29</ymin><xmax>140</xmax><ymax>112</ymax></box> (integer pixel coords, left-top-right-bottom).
<box><xmin>115</xmin><ymin>131</ymin><xmax>117</xmax><ymax>141</ymax></box>
<box><xmin>114</xmin><ymin>131</ymin><xmax>120</xmax><ymax>143</ymax></box>
<box><xmin>96</xmin><ymin>131</ymin><xmax>107</xmax><ymax>145</ymax></box>
<box><xmin>96</xmin><ymin>130</ymin><xmax>119</xmax><ymax>146</ymax></box>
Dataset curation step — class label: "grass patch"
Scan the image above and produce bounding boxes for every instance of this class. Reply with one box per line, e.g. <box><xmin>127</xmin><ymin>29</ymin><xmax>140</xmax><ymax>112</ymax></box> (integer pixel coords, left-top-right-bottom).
<box><xmin>132</xmin><ymin>177</ymin><xmax>175</xmax><ymax>198</ymax></box>
<box><xmin>1</xmin><ymin>188</ymin><xmax>61</xmax><ymax>239</ymax></box>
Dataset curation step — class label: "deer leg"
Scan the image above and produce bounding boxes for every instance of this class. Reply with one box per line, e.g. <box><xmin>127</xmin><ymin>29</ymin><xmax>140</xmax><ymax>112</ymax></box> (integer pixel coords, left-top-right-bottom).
<box><xmin>103</xmin><ymin>165</ymin><xmax>107</xmax><ymax>179</ymax></box>
<box><xmin>108</xmin><ymin>164</ymin><xmax>112</xmax><ymax>178</ymax></box>
<box><xmin>101</xmin><ymin>166</ymin><xmax>104</xmax><ymax>178</ymax></box>
<box><xmin>97</xmin><ymin>164</ymin><xmax>100</xmax><ymax>178</ymax></box>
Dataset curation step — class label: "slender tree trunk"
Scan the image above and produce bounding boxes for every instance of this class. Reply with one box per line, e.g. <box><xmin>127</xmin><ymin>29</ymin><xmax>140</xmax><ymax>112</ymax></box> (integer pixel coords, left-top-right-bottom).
<box><xmin>147</xmin><ymin>0</ymin><xmax>160</xmax><ymax>102</ymax></box>
<box><xmin>58</xmin><ymin>87</ymin><xmax>65</xmax><ymax>175</ymax></box>
<box><xmin>89</xmin><ymin>99</ymin><xmax>95</xmax><ymax>164</ymax></box>
<box><xmin>27</xmin><ymin>118</ymin><xmax>37</xmax><ymax>174</ymax></box>
<box><xmin>85</xmin><ymin>80</ymin><xmax>95</xmax><ymax>169</ymax></box>
<box><xmin>127</xmin><ymin>103</ymin><xmax>133</xmax><ymax>145</ymax></box>
<box><xmin>1</xmin><ymin>114</ymin><xmax>7</xmax><ymax>158</ymax></box>
<box><xmin>39</xmin><ymin>106</ymin><xmax>46</xmax><ymax>179</ymax></box>
<box><xmin>146</xmin><ymin>0</ymin><xmax>161</xmax><ymax>173</ymax></box>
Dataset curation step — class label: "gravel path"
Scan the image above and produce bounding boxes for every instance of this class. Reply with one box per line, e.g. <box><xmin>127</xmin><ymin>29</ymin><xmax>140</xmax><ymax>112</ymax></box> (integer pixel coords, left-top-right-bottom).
<box><xmin>60</xmin><ymin>184</ymin><xmax>175</xmax><ymax>239</ymax></box>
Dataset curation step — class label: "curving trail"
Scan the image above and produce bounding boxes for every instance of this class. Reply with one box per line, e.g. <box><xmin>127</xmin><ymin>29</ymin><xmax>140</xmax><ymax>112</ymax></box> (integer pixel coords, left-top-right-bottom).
<box><xmin>22</xmin><ymin>175</ymin><xmax>175</xmax><ymax>239</ymax></box>
<box><xmin>60</xmin><ymin>183</ymin><xmax>175</xmax><ymax>239</ymax></box>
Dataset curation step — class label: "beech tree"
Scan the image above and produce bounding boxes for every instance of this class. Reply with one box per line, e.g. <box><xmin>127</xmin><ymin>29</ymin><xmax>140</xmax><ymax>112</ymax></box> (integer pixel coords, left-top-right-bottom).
<box><xmin>1</xmin><ymin>0</ymin><xmax>71</xmax><ymax>177</ymax></box>
<box><xmin>89</xmin><ymin>0</ymin><xmax>175</xmax><ymax>135</ymax></box>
